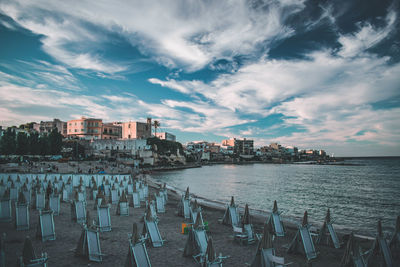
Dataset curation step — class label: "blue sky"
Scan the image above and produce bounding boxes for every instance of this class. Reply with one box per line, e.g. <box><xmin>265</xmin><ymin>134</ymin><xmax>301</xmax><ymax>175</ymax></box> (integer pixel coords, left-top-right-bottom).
<box><xmin>0</xmin><ymin>0</ymin><xmax>399</xmax><ymax>156</ymax></box>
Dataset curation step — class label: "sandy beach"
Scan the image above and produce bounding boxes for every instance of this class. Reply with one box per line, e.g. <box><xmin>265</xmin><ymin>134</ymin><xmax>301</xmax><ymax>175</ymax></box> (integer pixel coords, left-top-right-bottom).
<box><xmin>1</xmin><ymin>162</ymin><xmax>398</xmax><ymax>266</ymax></box>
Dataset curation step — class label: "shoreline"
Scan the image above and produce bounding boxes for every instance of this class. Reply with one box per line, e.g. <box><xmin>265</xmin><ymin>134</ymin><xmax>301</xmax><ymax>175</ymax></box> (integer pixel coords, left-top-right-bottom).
<box><xmin>146</xmin><ymin>175</ymin><xmax>376</xmax><ymax>242</ymax></box>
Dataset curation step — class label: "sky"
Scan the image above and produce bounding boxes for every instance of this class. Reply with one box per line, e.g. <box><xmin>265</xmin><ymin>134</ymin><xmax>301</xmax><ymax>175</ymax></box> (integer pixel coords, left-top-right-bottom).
<box><xmin>0</xmin><ymin>0</ymin><xmax>399</xmax><ymax>156</ymax></box>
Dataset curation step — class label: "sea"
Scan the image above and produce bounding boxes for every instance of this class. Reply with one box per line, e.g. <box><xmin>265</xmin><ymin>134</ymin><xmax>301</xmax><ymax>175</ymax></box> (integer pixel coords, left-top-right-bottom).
<box><xmin>151</xmin><ymin>157</ymin><xmax>400</xmax><ymax>237</ymax></box>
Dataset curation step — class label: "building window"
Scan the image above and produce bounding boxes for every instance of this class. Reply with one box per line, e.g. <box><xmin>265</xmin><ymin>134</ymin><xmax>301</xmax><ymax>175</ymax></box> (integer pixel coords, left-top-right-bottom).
<box><xmin>81</xmin><ymin>122</ymin><xmax>83</xmax><ymax>125</ymax></box>
<box><xmin>75</xmin><ymin>129</ymin><xmax>77</xmax><ymax>132</ymax></box>
<box><xmin>75</xmin><ymin>122</ymin><xmax>77</xmax><ymax>126</ymax></box>
<box><xmin>128</xmin><ymin>124</ymin><xmax>130</xmax><ymax>128</ymax></box>
<box><xmin>128</xmin><ymin>134</ymin><xmax>131</xmax><ymax>139</ymax></box>
<box><xmin>95</xmin><ymin>122</ymin><xmax>98</xmax><ymax>126</ymax></box>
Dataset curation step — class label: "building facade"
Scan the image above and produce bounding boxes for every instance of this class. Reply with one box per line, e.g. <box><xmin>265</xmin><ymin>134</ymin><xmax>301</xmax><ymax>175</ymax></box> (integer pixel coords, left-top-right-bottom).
<box><xmin>101</xmin><ymin>123</ymin><xmax>122</xmax><ymax>139</ymax></box>
<box><xmin>155</xmin><ymin>132</ymin><xmax>176</xmax><ymax>142</ymax></box>
<box><xmin>222</xmin><ymin>138</ymin><xmax>254</xmax><ymax>155</ymax></box>
<box><xmin>116</xmin><ymin>121</ymin><xmax>152</xmax><ymax>139</ymax></box>
<box><xmin>67</xmin><ymin>117</ymin><xmax>103</xmax><ymax>140</ymax></box>
<box><xmin>33</xmin><ymin>119</ymin><xmax>67</xmax><ymax>136</ymax></box>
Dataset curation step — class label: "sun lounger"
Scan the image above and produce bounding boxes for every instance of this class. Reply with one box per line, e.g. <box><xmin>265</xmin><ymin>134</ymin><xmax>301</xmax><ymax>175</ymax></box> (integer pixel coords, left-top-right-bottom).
<box><xmin>235</xmin><ymin>224</ymin><xmax>256</xmax><ymax>245</ymax></box>
<box><xmin>118</xmin><ymin>201</ymin><xmax>129</xmax><ymax>216</ymax></box>
<box><xmin>378</xmin><ymin>237</ymin><xmax>393</xmax><ymax>267</ymax></box>
<box><xmin>131</xmin><ymin>192</ymin><xmax>141</xmax><ymax>208</ymax></box>
<box><xmin>15</xmin><ymin>203</ymin><xmax>30</xmax><ymax>230</ymax></box>
<box><xmin>327</xmin><ymin>223</ymin><xmax>340</xmax><ymax>249</ymax></box>
<box><xmin>155</xmin><ymin>194</ymin><xmax>165</xmax><ymax>213</ymax></box>
<box><xmin>97</xmin><ymin>206</ymin><xmax>111</xmax><ymax>232</ymax></box>
<box><xmin>19</xmin><ymin>252</ymin><xmax>48</xmax><ymax>267</ymax></box>
<box><xmin>37</xmin><ymin>210</ymin><xmax>56</xmax><ymax>242</ymax></box>
<box><xmin>110</xmin><ymin>189</ymin><xmax>118</xmax><ymax>204</ymax></box>
<box><xmin>143</xmin><ymin>218</ymin><xmax>164</xmax><ymax>248</ymax></box>
<box><xmin>299</xmin><ymin>226</ymin><xmax>317</xmax><ymax>260</ymax></box>
<box><xmin>0</xmin><ymin>199</ymin><xmax>11</xmax><ymax>222</ymax></box>
<box><xmin>49</xmin><ymin>195</ymin><xmax>60</xmax><ymax>216</ymax></box>
<box><xmin>71</xmin><ymin>201</ymin><xmax>86</xmax><ymax>224</ymax></box>
<box><xmin>193</xmin><ymin>228</ymin><xmax>209</xmax><ymax>262</ymax></box>
<box><xmin>75</xmin><ymin>227</ymin><xmax>103</xmax><ymax>262</ymax></box>
<box><xmin>125</xmin><ymin>239</ymin><xmax>151</xmax><ymax>267</ymax></box>
<box><xmin>270</xmin><ymin>213</ymin><xmax>285</xmax><ymax>237</ymax></box>
<box><xmin>35</xmin><ymin>193</ymin><xmax>45</xmax><ymax>210</ymax></box>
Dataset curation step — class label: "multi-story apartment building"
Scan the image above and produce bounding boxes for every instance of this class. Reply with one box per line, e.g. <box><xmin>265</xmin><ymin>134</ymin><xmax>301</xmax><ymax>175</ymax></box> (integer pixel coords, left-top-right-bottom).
<box><xmin>221</xmin><ymin>138</ymin><xmax>254</xmax><ymax>155</ymax></box>
<box><xmin>33</xmin><ymin>119</ymin><xmax>67</xmax><ymax>136</ymax></box>
<box><xmin>67</xmin><ymin>117</ymin><xmax>102</xmax><ymax>140</ymax></box>
<box><xmin>115</xmin><ymin>120</ymin><xmax>152</xmax><ymax>139</ymax></box>
<box><xmin>102</xmin><ymin>123</ymin><xmax>122</xmax><ymax>139</ymax></box>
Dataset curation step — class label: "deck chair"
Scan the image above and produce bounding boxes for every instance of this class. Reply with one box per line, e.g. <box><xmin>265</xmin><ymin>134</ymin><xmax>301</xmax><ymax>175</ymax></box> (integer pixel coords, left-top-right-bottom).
<box><xmin>259</xmin><ymin>248</ymin><xmax>287</xmax><ymax>267</ymax></box>
<box><xmin>116</xmin><ymin>191</ymin><xmax>129</xmax><ymax>216</ymax></box>
<box><xmin>10</xmin><ymin>187</ymin><xmax>18</xmax><ymax>202</ymax></box>
<box><xmin>155</xmin><ymin>194</ymin><xmax>165</xmax><ymax>213</ymax></box>
<box><xmin>130</xmin><ymin>192</ymin><xmax>141</xmax><ymax>208</ymax></box>
<box><xmin>389</xmin><ymin>215</ymin><xmax>400</xmax><ymax>260</ymax></box>
<box><xmin>75</xmin><ymin>226</ymin><xmax>103</xmax><ymax>262</ymax></box>
<box><xmin>35</xmin><ymin>192</ymin><xmax>45</xmax><ymax>210</ymax></box>
<box><xmin>125</xmin><ymin>239</ymin><xmax>151</xmax><ymax>267</ymax></box>
<box><xmin>268</xmin><ymin>201</ymin><xmax>285</xmax><ymax>237</ymax></box>
<box><xmin>36</xmin><ymin>210</ymin><xmax>56</xmax><ymax>241</ymax></box>
<box><xmin>221</xmin><ymin>197</ymin><xmax>240</xmax><ymax>227</ymax></box>
<box><xmin>71</xmin><ymin>200</ymin><xmax>86</xmax><ymax>224</ymax></box>
<box><xmin>15</xmin><ymin>202</ymin><xmax>30</xmax><ymax>230</ymax></box>
<box><xmin>287</xmin><ymin>212</ymin><xmax>317</xmax><ymax>261</ymax></box>
<box><xmin>49</xmin><ymin>195</ymin><xmax>60</xmax><ymax>216</ymax></box>
<box><xmin>0</xmin><ymin>199</ymin><xmax>11</xmax><ymax>222</ymax></box>
<box><xmin>110</xmin><ymin>189</ymin><xmax>118</xmax><ymax>204</ymax></box>
<box><xmin>366</xmin><ymin>220</ymin><xmax>393</xmax><ymax>267</ymax></box>
<box><xmin>235</xmin><ymin>224</ymin><xmax>256</xmax><ymax>245</ymax></box>
<box><xmin>316</xmin><ymin>209</ymin><xmax>340</xmax><ymax>248</ymax></box>
<box><xmin>178</xmin><ymin>196</ymin><xmax>191</xmax><ymax>219</ymax></box>
<box><xmin>143</xmin><ymin>217</ymin><xmax>164</xmax><ymax>248</ymax></box>
<box><xmin>19</xmin><ymin>237</ymin><xmax>48</xmax><ymax>267</ymax></box>
<box><xmin>97</xmin><ymin>205</ymin><xmax>112</xmax><ymax>232</ymax></box>
<box><xmin>202</xmin><ymin>237</ymin><xmax>225</xmax><ymax>267</ymax></box>
<box><xmin>62</xmin><ymin>188</ymin><xmax>69</xmax><ymax>202</ymax></box>
<box><xmin>340</xmin><ymin>232</ymin><xmax>366</xmax><ymax>267</ymax></box>
<box><xmin>193</xmin><ymin>228</ymin><xmax>209</xmax><ymax>263</ymax></box>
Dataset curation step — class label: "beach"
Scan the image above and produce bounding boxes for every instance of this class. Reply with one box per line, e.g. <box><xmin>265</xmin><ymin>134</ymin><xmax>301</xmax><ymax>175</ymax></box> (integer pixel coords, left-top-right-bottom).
<box><xmin>1</xmin><ymin>161</ymin><xmax>398</xmax><ymax>266</ymax></box>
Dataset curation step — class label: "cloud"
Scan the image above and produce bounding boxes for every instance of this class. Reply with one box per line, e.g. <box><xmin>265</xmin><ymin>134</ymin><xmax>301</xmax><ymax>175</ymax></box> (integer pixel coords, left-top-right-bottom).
<box><xmin>0</xmin><ymin>0</ymin><xmax>306</xmax><ymax>72</ymax></box>
<box><xmin>338</xmin><ymin>10</ymin><xmax>397</xmax><ymax>57</ymax></box>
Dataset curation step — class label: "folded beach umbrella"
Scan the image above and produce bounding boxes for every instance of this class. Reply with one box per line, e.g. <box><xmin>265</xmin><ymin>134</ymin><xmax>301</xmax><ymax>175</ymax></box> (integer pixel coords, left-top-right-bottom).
<box><xmin>119</xmin><ymin>190</ymin><xmax>127</xmax><ymax>203</ymax></box>
<box><xmin>389</xmin><ymin>215</ymin><xmax>400</xmax><ymax>259</ymax></box>
<box><xmin>131</xmin><ymin>223</ymin><xmax>140</xmax><ymax>245</ymax></box>
<box><xmin>17</xmin><ymin>191</ymin><xmax>27</xmax><ymax>204</ymax></box>
<box><xmin>203</xmin><ymin>236</ymin><xmax>216</xmax><ymax>266</ymax></box>
<box><xmin>193</xmin><ymin>209</ymin><xmax>204</xmax><ymax>229</ymax></box>
<box><xmin>251</xmin><ymin>223</ymin><xmax>274</xmax><ymax>267</ymax></box>
<box><xmin>273</xmin><ymin>200</ymin><xmax>278</xmax><ymax>213</ymax></box>
<box><xmin>22</xmin><ymin>236</ymin><xmax>36</xmax><ymax>265</ymax></box>
<box><xmin>242</xmin><ymin>204</ymin><xmax>251</xmax><ymax>225</ymax></box>
<box><xmin>230</xmin><ymin>196</ymin><xmax>235</xmax><ymax>207</ymax></box>
<box><xmin>184</xmin><ymin>187</ymin><xmax>190</xmax><ymax>200</ymax></box>
<box><xmin>302</xmin><ymin>211</ymin><xmax>308</xmax><ymax>227</ymax></box>
<box><xmin>340</xmin><ymin>232</ymin><xmax>363</xmax><ymax>267</ymax></box>
<box><xmin>366</xmin><ymin>220</ymin><xmax>393</xmax><ymax>266</ymax></box>
<box><xmin>259</xmin><ymin>222</ymin><xmax>274</xmax><ymax>250</ymax></box>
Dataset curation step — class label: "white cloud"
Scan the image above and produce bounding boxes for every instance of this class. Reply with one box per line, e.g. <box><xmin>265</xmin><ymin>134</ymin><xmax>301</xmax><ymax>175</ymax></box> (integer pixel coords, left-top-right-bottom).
<box><xmin>0</xmin><ymin>0</ymin><xmax>305</xmax><ymax>72</ymax></box>
<box><xmin>338</xmin><ymin>10</ymin><xmax>397</xmax><ymax>57</ymax></box>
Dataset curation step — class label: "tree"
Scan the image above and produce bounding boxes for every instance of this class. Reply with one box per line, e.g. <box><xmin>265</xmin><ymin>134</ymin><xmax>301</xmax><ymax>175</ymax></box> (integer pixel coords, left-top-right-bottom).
<box><xmin>147</xmin><ymin>137</ymin><xmax>183</xmax><ymax>155</ymax></box>
<box><xmin>16</xmin><ymin>132</ymin><xmax>30</xmax><ymax>155</ymax></box>
<box><xmin>38</xmin><ymin>134</ymin><xmax>50</xmax><ymax>155</ymax></box>
<box><xmin>49</xmin><ymin>128</ymin><xmax>63</xmax><ymax>155</ymax></box>
<box><xmin>29</xmin><ymin>132</ymin><xmax>41</xmax><ymax>155</ymax></box>
<box><xmin>0</xmin><ymin>128</ymin><xmax>16</xmax><ymax>155</ymax></box>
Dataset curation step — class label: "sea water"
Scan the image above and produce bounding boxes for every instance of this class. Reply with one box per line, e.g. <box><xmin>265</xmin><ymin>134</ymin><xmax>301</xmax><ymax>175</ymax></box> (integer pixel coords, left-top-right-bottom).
<box><xmin>151</xmin><ymin>157</ymin><xmax>400</xmax><ymax>237</ymax></box>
